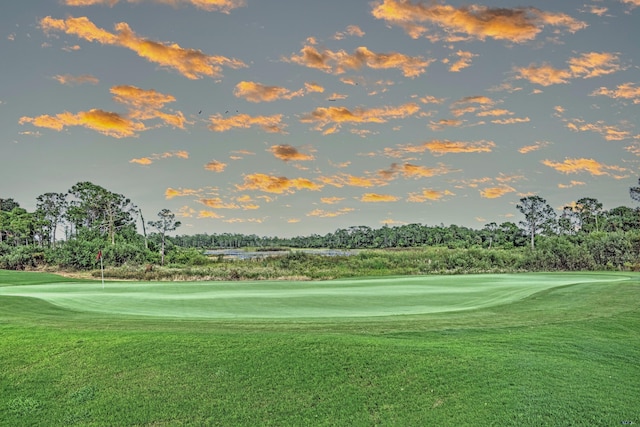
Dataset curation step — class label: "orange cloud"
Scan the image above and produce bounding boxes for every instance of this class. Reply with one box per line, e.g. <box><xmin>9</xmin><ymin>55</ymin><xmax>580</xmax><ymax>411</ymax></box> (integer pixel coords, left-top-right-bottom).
<box><xmin>233</xmin><ymin>81</ymin><xmax>304</xmax><ymax>102</ymax></box>
<box><xmin>452</xmin><ymin>95</ymin><xmax>495</xmax><ymax>107</ymax></box>
<box><xmin>318</xmin><ymin>173</ymin><xmax>388</xmax><ymax>188</ymax></box>
<box><xmin>321</xmin><ymin>197</ymin><xmax>345</xmax><ymax>204</ymax></box>
<box><xmin>64</xmin><ymin>0</ymin><xmax>119</xmax><ymax>5</ymax></box>
<box><xmin>53</xmin><ymin>74</ymin><xmax>99</xmax><ymax>85</ymax></box>
<box><xmin>19</xmin><ymin>109</ymin><xmax>145</xmax><ymax>138</ymax></box>
<box><xmin>423</xmin><ymin>140</ymin><xmax>495</xmax><ymax>155</ymax></box>
<box><xmin>306</xmin><ymin>208</ymin><xmax>355</xmax><ymax>218</ymax></box>
<box><xmin>591</xmin><ymin>82</ymin><xmax>640</xmax><ymax>104</ymax></box>
<box><xmin>567</xmin><ymin>52</ymin><xmax>621</xmax><ymax>78</ymax></box>
<box><xmin>111</xmin><ymin>85</ymin><xmax>187</xmax><ymax>128</ymax></box>
<box><xmin>285</xmin><ymin>44</ymin><xmax>434</xmax><ymax>77</ymax></box>
<box><xmin>379</xmin><ymin>163</ymin><xmax>454</xmax><ymax>180</ymax></box>
<box><xmin>63</xmin><ymin>0</ymin><xmax>246</xmax><ymax>13</ymax></box>
<box><xmin>130</xmin><ymin>150</ymin><xmax>189</xmax><ymax>165</ymax></box>
<box><xmin>40</xmin><ymin>16</ymin><xmax>246</xmax><ymax>79</ymax></box>
<box><xmin>622</xmin><ymin>0</ymin><xmax>640</xmax><ymax>8</ymax></box>
<box><xmin>518</xmin><ymin>141</ymin><xmax>549</xmax><ymax>154</ymax></box>
<box><xmin>333</xmin><ymin>25</ymin><xmax>365</xmax><ymax>40</ymax></box>
<box><xmin>491</xmin><ymin>117</ymin><xmax>530</xmax><ymax>125</ymax></box>
<box><xmin>479</xmin><ymin>185</ymin><xmax>516</xmax><ymax>198</ymax></box>
<box><xmin>300</xmin><ymin>103</ymin><xmax>420</xmax><ymax>134</ymax></box>
<box><xmin>222</xmin><ymin>217</ymin><xmax>264</xmax><ymax>224</ymax></box>
<box><xmin>447</xmin><ymin>50</ymin><xmax>477</xmax><ymax>72</ymax></box>
<box><xmin>557</xmin><ymin>180</ymin><xmax>586</xmax><ymax>189</ymax></box>
<box><xmin>407</xmin><ymin>189</ymin><xmax>454</xmax><ymax>202</ymax></box>
<box><xmin>476</xmin><ymin>109</ymin><xmax>512</xmax><ymax>117</ymax></box>
<box><xmin>208</xmin><ymin>113</ymin><xmax>286</xmax><ymax>133</ymax></box>
<box><xmin>566</xmin><ymin>119</ymin><xmax>631</xmax><ymax>141</ymax></box>
<box><xmin>304</xmin><ymin>82</ymin><xmax>324</xmax><ymax>93</ymax></box>
<box><xmin>419</xmin><ymin>95</ymin><xmax>446</xmax><ymax>104</ymax></box>
<box><xmin>360</xmin><ymin>193</ymin><xmax>399</xmax><ymax>202</ymax></box>
<box><xmin>516</xmin><ymin>52</ymin><xmax>621</xmax><ymax>86</ymax></box>
<box><xmin>370</xmin><ymin>0</ymin><xmax>586</xmax><ymax>42</ymax></box>
<box><xmin>165</xmin><ymin>187</ymin><xmax>203</xmax><ymax>199</ymax></box>
<box><xmin>204</xmin><ymin>160</ymin><xmax>227</xmax><ymax>172</ymax></box>
<box><xmin>236</xmin><ymin>173</ymin><xmax>322</xmax><ymax>194</ymax></box>
<box><xmin>429</xmin><ymin>119</ymin><xmax>463</xmax><ymax>131</ymax></box>
<box><xmin>198</xmin><ymin>198</ymin><xmax>239</xmax><ymax>209</ymax></box>
<box><xmin>129</xmin><ymin>157</ymin><xmax>153</xmax><ymax>165</ymax></box>
<box><xmin>542</xmin><ymin>158</ymin><xmax>627</xmax><ymax>176</ymax></box>
<box><xmin>269</xmin><ymin>145</ymin><xmax>315</xmax><ymax>162</ymax></box>
<box><xmin>515</xmin><ymin>63</ymin><xmax>572</xmax><ymax>86</ymax></box>
<box><xmin>20</xmin><ymin>85</ymin><xmax>187</xmax><ymax>137</ymax></box>
<box><xmin>197</xmin><ymin>210</ymin><xmax>224</xmax><ymax>219</ymax></box>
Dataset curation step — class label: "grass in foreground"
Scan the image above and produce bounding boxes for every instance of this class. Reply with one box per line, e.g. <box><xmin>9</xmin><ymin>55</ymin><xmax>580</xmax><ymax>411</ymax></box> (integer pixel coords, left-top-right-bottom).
<box><xmin>0</xmin><ymin>270</ymin><xmax>638</xmax><ymax>426</ymax></box>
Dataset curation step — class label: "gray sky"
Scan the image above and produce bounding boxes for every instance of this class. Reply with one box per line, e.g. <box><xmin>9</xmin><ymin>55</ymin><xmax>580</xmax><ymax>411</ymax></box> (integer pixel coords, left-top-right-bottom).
<box><xmin>1</xmin><ymin>0</ymin><xmax>639</xmax><ymax>237</ymax></box>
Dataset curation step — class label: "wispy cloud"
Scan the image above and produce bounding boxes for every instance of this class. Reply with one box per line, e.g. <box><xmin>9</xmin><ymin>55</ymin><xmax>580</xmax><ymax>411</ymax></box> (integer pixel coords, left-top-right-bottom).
<box><xmin>445</xmin><ymin>50</ymin><xmax>477</xmax><ymax>72</ymax></box>
<box><xmin>20</xmin><ymin>84</ymin><xmax>186</xmax><ymax>137</ymax></box>
<box><xmin>236</xmin><ymin>173</ymin><xmax>323</xmax><ymax>194</ymax></box>
<box><xmin>63</xmin><ymin>0</ymin><xmax>246</xmax><ymax>13</ymax></box>
<box><xmin>204</xmin><ymin>160</ymin><xmax>227</xmax><ymax>172</ymax></box>
<box><xmin>566</xmin><ymin>119</ymin><xmax>632</xmax><ymax>141</ymax></box>
<box><xmin>423</xmin><ymin>140</ymin><xmax>495</xmax><ymax>156</ymax></box>
<box><xmin>300</xmin><ymin>102</ymin><xmax>420</xmax><ymax>134</ymax></box>
<box><xmin>198</xmin><ymin>198</ymin><xmax>239</xmax><ymax>209</ymax></box>
<box><xmin>130</xmin><ymin>150</ymin><xmax>188</xmax><ymax>165</ymax></box>
<box><xmin>319</xmin><ymin>173</ymin><xmax>389</xmax><ymax>188</ymax></box>
<box><xmin>320</xmin><ymin>197</ymin><xmax>345</xmax><ymax>204</ymax></box>
<box><xmin>285</xmin><ymin>44</ymin><xmax>434</xmax><ymax>78</ymax></box>
<box><xmin>165</xmin><ymin>187</ymin><xmax>205</xmax><ymax>199</ymax></box>
<box><xmin>371</xmin><ymin>0</ymin><xmax>586</xmax><ymax>42</ymax></box>
<box><xmin>208</xmin><ymin>113</ymin><xmax>286</xmax><ymax>133</ymax></box>
<box><xmin>429</xmin><ymin>118</ymin><xmax>463</xmax><ymax>131</ymax></box>
<box><xmin>233</xmin><ymin>81</ymin><xmax>306</xmax><ymax>102</ymax></box>
<box><xmin>40</xmin><ymin>16</ymin><xmax>246</xmax><ymax>79</ymax></box>
<box><xmin>542</xmin><ymin>157</ymin><xmax>627</xmax><ymax>176</ymax></box>
<box><xmin>360</xmin><ymin>193</ymin><xmax>399</xmax><ymax>202</ymax></box>
<box><xmin>518</xmin><ymin>141</ymin><xmax>550</xmax><ymax>154</ymax></box>
<box><xmin>591</xmin><ymin>82</ymin><xmax>640</xmax><ymax>104</ymax></box>
<box><xmin>333</xmin><ymin>25</ymin><xmax>365</xmax><ymax>40</ymax></box>
<box><xmin>53</xmin><ymin>73</ymin><xmax>99</xmax><ymax>85</ymax></box>
<box><xmin>515</xmin><ymin>52</ymin><xmax>621</xmax><ymax>86</ymax></box>
<box><xmin>378</xmin><ymin>162</ymin><xmax>454</xmax><ymax>180</ymax></box>
<box><xmin>269</xmin><ymin>144</ymin><xmax>315</xmax><ymax>162</ymax></box>
<box><xmin>479</xmin><ymin>185</ymin><xmax>516</xmax><ymax>199</ymax></box>
<box><xmin>557</xmin><ymin>180</ymin><xmax>586</xmax><ymax>188</ymax></box>
<box><xmin>307</xmin><ymin>208</ymin><xmax>355</xmax><ymax>218</ymax></box>
<box><xmin>19</xmin><ymin>109</ymin><xmax>145</xmax><ymax>138</ymax></box>
<box><xmin>407</xmin><ymin>188</ymin><xmax>454</xmax><ymax>202</ymax></box>
<box><xmin>111</xmin><ymin>85</ymin><xmax>187</xmax><ymax>128</ymax></box>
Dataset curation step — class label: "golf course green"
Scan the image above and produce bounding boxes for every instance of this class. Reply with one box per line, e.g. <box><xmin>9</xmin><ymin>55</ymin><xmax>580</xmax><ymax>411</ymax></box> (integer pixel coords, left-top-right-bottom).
<box><xmin>1</xmin><ymin>270</ymin><xmax>638</xmax><ymax>426</ymax></box>
<box><xmin>0</xmin><ymin>272</ymin><xmax>626</xmax><ymax>319</ymax></box>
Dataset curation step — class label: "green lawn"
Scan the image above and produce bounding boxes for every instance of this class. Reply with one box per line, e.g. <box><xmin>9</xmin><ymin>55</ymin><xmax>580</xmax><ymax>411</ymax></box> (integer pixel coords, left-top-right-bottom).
<box><xmin>0</xmin><ymin>270</ymin><xmax>638</xmax><ymax>426</ymax></box>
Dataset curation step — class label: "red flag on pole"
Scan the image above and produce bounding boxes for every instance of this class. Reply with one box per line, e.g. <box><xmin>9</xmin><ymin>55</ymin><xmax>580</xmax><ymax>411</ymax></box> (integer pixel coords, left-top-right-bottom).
<box><xmin>96</xmin><ymin>250</ymin><xmax>102</xmax><ymax>260</ymax></box>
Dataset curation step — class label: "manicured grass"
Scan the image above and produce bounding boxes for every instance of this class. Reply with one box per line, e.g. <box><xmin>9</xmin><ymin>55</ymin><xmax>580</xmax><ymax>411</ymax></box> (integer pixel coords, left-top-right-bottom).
<box><xmin>0</xmin><ymin>270</ymin><xmax>639</xmax><ymax>426</ymax></box>
<box><xmin>0</xmin><ymin>272</ymin><xmax>624</xmax><ymax>319</ymax></box>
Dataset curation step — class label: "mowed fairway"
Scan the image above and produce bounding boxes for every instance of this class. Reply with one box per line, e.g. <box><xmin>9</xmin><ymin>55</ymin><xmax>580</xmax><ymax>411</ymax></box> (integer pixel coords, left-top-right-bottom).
<box><xmin>1</xmin><ymin>270</ymin><xmax>639</xmax><ymax>426</ymax></box>
<box><xmin>0</xmin><ymin>273</ymin><xmax>625</xmax><ymax>319</ymax></box>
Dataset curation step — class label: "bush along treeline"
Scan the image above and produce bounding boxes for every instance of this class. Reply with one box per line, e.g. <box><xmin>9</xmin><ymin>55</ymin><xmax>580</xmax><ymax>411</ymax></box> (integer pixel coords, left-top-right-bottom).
<box><xmin>0</xmin><ymin>179</ymin><xmax>639</xmax><ymax>278</ymax></box>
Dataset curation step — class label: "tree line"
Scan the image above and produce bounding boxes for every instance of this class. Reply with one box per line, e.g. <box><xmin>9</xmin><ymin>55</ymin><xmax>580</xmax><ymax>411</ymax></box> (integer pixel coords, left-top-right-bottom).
<box><xmin>1</xmin><ymin>179</ymin><xmax>639</xmax><ymax>272</ymax></box>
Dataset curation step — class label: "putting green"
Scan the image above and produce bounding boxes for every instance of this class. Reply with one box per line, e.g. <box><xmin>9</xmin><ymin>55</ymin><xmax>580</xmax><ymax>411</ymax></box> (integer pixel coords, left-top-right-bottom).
<box><xmin>0</xmin><ymin>273</ymin><xmax>629</xmax><ymax>319</ymax></box>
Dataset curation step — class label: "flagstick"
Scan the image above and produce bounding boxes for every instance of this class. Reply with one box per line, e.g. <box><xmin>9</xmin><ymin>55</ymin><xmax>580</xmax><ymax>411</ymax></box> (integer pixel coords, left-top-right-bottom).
<box><xmin>100</xmin><ymin>254</ymin><xmax>104</xmax><ymax>289</ymax></box>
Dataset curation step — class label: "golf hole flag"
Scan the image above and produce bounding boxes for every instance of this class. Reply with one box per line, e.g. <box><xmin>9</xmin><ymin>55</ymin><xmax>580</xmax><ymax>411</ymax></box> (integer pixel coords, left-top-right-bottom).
<box><xmin>96</xmin><ymin>250</ymin><xmax>102</xmax><ymax>260</ymax></box>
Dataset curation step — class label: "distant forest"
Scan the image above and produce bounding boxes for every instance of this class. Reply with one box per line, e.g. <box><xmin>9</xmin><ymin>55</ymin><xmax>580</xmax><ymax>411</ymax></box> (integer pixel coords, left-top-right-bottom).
<box><xmin>1</xmin><ymin>179</ymin><xmax>639</xmax><ymax>272</ymax></box>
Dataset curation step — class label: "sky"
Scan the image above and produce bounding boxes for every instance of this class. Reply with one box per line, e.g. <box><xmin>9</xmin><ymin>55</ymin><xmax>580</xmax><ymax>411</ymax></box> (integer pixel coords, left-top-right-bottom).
<box><xmin>1</xmin><ymin>0</ymin><xmax>639</xmax><ymax>238</ymax></box>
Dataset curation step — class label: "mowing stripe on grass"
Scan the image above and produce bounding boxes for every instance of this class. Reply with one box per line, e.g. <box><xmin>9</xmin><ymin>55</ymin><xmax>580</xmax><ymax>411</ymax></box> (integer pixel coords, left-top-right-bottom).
<box><xmin>0</xmin><ymin>272</ymin><xmax>630</xmax><ymax>319</ymax></box>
